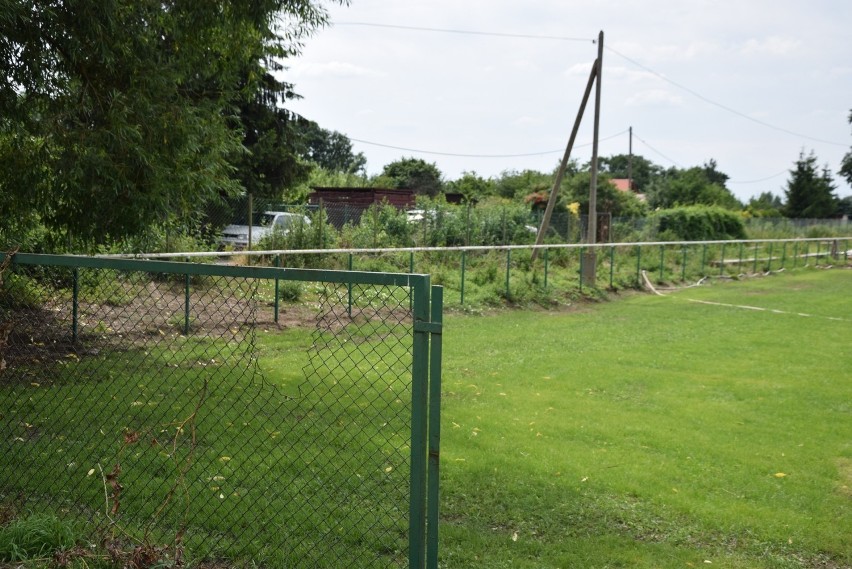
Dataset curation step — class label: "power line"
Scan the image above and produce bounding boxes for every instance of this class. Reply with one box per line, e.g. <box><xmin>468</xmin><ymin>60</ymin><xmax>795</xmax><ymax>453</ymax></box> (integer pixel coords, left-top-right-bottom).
<box><xmin>728</xmin><ymin>171</ymin><xmax>788</xmax><ymax>184</ymax></box>
<box><xmin>633</xmin><ymin>131</ymin><xmax>788</xmax><ymax>184</ymax></box>
<box><xmin>604</xmin><ymin>45</ymin><xmax>847</xmax><ymax>148</ymax></box>
<box><xmin>348</xmin><ymin>129</ymin><xmax>629</xmax><ymax>159</ymax></box>
<box><xmin>631</xmin><ymin>133</ymin><xmax>681</xmax><ymax>167</ymax></box>
<box><xmin>335</xmin><ymin>22</ymin><xmax>594</xmax><ymax>43</ymax></box>
<box><xmin>335</xmin><ymin>20</ymin><xmax>846</xmax><ymax>148</ymax></box>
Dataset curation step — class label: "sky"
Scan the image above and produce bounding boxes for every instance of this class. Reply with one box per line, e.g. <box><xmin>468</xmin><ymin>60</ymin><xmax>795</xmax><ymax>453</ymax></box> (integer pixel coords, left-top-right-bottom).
<box><xmin>285</xmin><ymin>0</ymin><xmax>852</xmax><ymax>201</ymax></box>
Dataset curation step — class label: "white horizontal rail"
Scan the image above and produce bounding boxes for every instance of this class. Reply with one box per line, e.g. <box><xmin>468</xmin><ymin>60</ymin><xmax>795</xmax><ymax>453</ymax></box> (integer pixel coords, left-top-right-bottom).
<box><xmin>92</xmin><ymin>236</ymin><xmax>852</xmax><ymax>260</ymax></box>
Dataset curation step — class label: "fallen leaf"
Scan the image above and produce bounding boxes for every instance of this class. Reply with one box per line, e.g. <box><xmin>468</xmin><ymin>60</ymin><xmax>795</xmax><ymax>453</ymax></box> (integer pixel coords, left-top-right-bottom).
<box><xmin>774</xmin><ymin>472</ymin><xmax>787</xmax><ymax>478</ymax></box>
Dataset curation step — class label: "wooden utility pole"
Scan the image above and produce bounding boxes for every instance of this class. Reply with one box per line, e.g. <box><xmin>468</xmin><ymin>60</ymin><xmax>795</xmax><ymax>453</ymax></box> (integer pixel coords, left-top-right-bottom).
<box><xmin>530</xmin><ymin>62</ymin><xmax>598</xmax><ymax>263</ymax></box>
<box><xmin>581</xmin><ymin>30</ymin><xmax>603</xmax><ymax>286</ymax></box>
<box><xmin>628</xmin><ymin>126</ymin><xmax>633</xmax><ymax>191</ymax></box>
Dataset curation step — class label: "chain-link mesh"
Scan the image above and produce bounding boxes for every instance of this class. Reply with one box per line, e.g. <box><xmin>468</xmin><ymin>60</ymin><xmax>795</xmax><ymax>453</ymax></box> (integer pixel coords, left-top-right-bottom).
<box><xmin>0</xmin><ymin>258</ymin><xmax>422</xmax><ymax>568</ymax></box>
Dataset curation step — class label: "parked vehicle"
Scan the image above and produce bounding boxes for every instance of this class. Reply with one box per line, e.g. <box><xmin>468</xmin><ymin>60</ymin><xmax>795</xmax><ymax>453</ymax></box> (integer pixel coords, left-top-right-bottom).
<box><xmin>220</xmin><ymin>211</ymin><xmax>310</xmax><ymax>249</ymax></box>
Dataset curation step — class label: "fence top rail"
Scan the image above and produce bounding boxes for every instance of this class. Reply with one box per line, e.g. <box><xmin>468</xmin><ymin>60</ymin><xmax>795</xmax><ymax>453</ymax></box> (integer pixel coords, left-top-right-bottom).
<box><xmin>2</xmin><ymin>252</ymin><xmax>431</xmax><ymax>288</ymax></box>
<box><xmin>89</xmin><ymin>236</ymin><xmax>852</xmax><ymax>260</ymax></box>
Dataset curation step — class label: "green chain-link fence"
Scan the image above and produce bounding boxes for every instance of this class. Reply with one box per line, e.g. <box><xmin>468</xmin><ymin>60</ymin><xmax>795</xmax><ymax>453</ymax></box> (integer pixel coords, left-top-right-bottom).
<box><xmin>0</xmin><ymin>253</ymin><xmax>442</xmax><ymax>568</ymax></box>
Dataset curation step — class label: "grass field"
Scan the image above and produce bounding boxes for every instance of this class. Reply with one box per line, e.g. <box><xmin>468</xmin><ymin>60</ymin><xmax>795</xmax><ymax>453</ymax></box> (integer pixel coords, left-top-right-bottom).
<box><xmin>434</xmin><ymin>268</ymin><xmax>851</xmax><ymax>568</ymax></box>
<box><xmin>1</xmin><ymin>266</ymin><xmax>849</xmax><ymax>568</ymax></box>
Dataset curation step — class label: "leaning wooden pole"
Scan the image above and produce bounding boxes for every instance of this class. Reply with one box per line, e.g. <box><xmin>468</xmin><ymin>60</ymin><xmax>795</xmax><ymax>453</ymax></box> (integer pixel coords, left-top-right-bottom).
<box><xmin>531</xmin><ymin>60</ymin><xmax>598</xmax><ymax>263</ymax></box>
<box><xmin>581</xmin><ymin>30</ymin><xmax>604</xmax><ymax>286</ymax></box>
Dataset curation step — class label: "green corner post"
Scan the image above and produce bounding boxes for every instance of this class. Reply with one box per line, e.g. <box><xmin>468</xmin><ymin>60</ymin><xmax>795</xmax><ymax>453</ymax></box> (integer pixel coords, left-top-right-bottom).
<box><xmin>426</xmin><ymin>285</ymin><xmax>443</xmax><ymax>569</ymax></box>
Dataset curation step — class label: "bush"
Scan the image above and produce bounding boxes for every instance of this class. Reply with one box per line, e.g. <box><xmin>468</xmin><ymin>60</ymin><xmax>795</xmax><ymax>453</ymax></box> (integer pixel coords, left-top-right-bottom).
<box><xmin>649</xmin><ymin>206</ymin><xmax>746</xmax><ymax>241</ymax></box>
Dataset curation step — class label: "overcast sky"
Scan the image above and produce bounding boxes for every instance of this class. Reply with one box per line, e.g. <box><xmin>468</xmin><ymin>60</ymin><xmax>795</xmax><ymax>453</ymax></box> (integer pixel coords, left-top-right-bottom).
<box><xmin>285</xmin><ymin>0</ymin><xmax>852</xmax><ymax>201</ymax></box>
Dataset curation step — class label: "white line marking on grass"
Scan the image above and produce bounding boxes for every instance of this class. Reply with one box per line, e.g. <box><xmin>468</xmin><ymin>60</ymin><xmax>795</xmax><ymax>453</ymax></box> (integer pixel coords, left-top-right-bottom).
<box><xmin>640</xmin><ymin>270</ymin><xmax>849</xmax><ymax>322</ymax></box>
<box><xmin>685</xmin><ymin>299</ymin><xmax>849</xmax><ymax>322</ymax></box>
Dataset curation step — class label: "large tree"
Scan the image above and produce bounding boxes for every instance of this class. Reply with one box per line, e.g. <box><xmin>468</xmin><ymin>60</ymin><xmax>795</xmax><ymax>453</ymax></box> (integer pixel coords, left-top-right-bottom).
<box><xmin>784</xmin><ymin>151</ymin><xmax>838</xmax><ymax>219</ymax></box>
<box><xmin>644</xmin><ymin>162</ymin><xmax>741</xmax><ymax>211</ymax></box>
<box><xmin>377</xmin><ymin>157</ymin><xmax>444</xmax><ymax>197</ymax></box>
<box><xmin>0</xmin><ymin>0</ymin><xmax>342</xmax><ymax>245</ymax></box>
<box><xmin>446</xmin><ymin>171</ymin><xmax>495</xmax><ymax>203</ymax></box>
<box><xmin>297</xmin><ymin>122</ymin><xmax>366</xmax><ymax>174</ymax></box>
<box><xmin>596</xmin><ymin>154</ymin><xmax>663</xmax><ymax>193</ymax></box>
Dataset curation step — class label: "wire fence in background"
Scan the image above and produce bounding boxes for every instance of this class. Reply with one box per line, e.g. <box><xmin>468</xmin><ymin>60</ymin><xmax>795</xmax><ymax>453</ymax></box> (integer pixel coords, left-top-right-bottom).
<box><xmin>0</xmin><ymin>254</ymin><xmax>443</xmax><ymax>569</ymax></box>
<box><xmin>148</xmin><ymin>194</ymin><xmax>852</xmax><ymax>255</ymax></box>
<box><xmin>107</xmin><ymin>237</ymin><xmax>852</xmax><ymax>310</ymax></box>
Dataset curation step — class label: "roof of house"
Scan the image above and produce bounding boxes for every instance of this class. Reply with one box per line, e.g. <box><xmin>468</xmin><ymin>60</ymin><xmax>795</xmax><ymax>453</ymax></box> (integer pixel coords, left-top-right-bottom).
<box><xmin>610</xmin><ymin>178</ymin><xmax>632</xmax><ymax>192</ymax></box>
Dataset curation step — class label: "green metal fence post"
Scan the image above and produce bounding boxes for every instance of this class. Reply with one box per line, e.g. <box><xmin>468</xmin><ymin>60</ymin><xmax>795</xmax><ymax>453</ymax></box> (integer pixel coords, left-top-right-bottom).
<box><xmin>767</xmin><ymin>242</ymin><xmax>773</xmax><ymax>272</ymax></box>
<box><xmin>609</xmin><ymin>246</ymin><xmax>615</xmax><ymax>289</ymax></box>
<box><xmin>701</xmin><ymin>244</ymin><xmax>707</xmax><ymax>276</ymax></box>
<box><xmin>544</xmin><ymin>248</ymin><xmax>550</xmax><ymax>289</ymax></box>
<box><xmin>738</xmin><ymin>242</ymin><xmax>744</xmax><ymax>273</ymax></box>
<box><xmin>579</xmin><ymin>247</ymin><xmax>585</xmax><ymax>293</ymax></box>
<box><xmin>815</xmin><ymin>241</ymin><xmax>821</xmax><ymax>265</ymax></box>
<box><xmin>460</xmin><ymin>250</ymin><xmax>466</xmax><ymax>305</ymax></box>
<box><xmin>752</xmin><ymin>243</ymin><xmax>759</xmax><ymax>274</ymax></box>
<box><xmin>635</xmin><ymin>245</ymin><xmax>641</xmax><ymax>287</ymax></box>
<box><xmin>347</xmin><ymin>254</ymin><xmax>353</xmax><ymax>316</ymax></box>
<box><xmin>410</xmin><ymin>252</ymin><xmax>415</xmax><ymax>274</ymax></box>
<box><xmin>720</xmin><ymin>244</ymin><xmax>726</xmax><ymax>277</ymax></box>
<box><xmin>793</xmin><ymin>241</ymin><xmax>799</xmax><ymax>268</ymax></box>
<box><xmin>681</xmin><ymin>246</ymin><xmax>687</xmax><ymax>282</ymax></box>
<box><xmin>274</xmin><ymin>255</ymin><xmax>280</xmax><ymax>323</ymax></box>
<box><xmin>505</xmin><ymin>249</ymin><xmax>511</xmax><ymax>300</ymax></box>
<box><xmin>658</xmin><ymin>245</ymin><xmax>665</xmax><ymax>283</ymax></box>
<box><xmin>426</xmin><ymin>285</ymin><xmax>443</xmax><ymax>569</ymax></box>
<box><xmin>410</xmin><ymin>276</ymin><xmax>432</xmax><ymax>569</ymax></box>
<box><xmin>72</xmin><ymin>268</ymin><xmax>79</xmax><ymax>343</ymax></box>
<box><xmin>184</xmin><ymin>268</ymin><xmax>191</xmax><ymax>336</ymax></box>
<box><xmin>780</xmin><ymin>241</ymin><xmax>786</xmax><ymax>269</ymax></box>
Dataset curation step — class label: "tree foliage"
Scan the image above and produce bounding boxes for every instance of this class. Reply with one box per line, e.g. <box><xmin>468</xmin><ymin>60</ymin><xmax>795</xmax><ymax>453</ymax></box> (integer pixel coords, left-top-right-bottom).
<box><xmin>377</xmin><ymin>157</ymin><xmax>444</xmax><ymax>196</ymax></box>
<box><xmin>445</xmin><ymin>171</ymin><xmax>495</xmax><ymax>203</ymax></box>
<box><xmin>596</xmin><ymin>154</ymin><xmax>663</xmax><ymax>193</ymax></box>
<box><xmin>650</xmin><ymin>205</ymin><xmax>746</xmax><ymax>241</ymax></box>
<box><xmin>494</xmin><ymin>168</ymin><xmax>565</xmax><ymax>201</ymax></box>
<box><xmin>297</xmin><ymin>122</ymin><xmax>366</xmax><ymax>174</ymax></box>
<box><xmin>0</xmin><ymin>0</ymin><xmax>342</xmax><ymax>245</ymax></box>
<box><xmin>645</xmin><ymin>162</ymin><xmax>741</xmax><ymax>211</ymax></box>
<box><xmin>561</xmin><ymin>172</ymin><xmax>648</xmax><ymax>219</ymax></box>
<box><xmin>232</xmin><ymin>69</ymin><xmax>314</xmax><ymax>201</ymax></box>
<box><xmin>784</xmin><ymin>151</ymin><xmax>838</xmax><ymax>219</ymax></box>
<box><xmin>745</xmin><ymin>192</ymin><xmax>784</xmax><ymax>217</ymax></box>
<box><xmin>840</xmin><ymin>110</ymin><xmax>852</xmax><ymax>189</ymax></box>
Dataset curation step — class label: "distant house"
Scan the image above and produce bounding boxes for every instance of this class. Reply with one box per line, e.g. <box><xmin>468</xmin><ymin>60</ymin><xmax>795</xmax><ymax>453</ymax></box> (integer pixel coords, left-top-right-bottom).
<box><xmin>610</xmin><ymin>178</ymin><xmax>646</xmax><ymax>202</ymax></box>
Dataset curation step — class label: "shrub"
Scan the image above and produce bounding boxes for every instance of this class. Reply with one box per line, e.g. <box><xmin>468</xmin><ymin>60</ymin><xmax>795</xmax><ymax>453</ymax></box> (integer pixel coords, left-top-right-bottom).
<box><xmin>649</xmin><ymin>206</ymin><xmax>746</xmax><ymax>241</ymax></box>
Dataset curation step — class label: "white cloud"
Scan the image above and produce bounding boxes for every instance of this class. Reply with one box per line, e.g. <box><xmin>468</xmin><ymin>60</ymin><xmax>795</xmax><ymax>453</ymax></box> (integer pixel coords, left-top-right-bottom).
<box><xmin>625</xmin><ymin>89</ymin><xmax>684</xmax><ymax>107</ymax></box>
<box><xmin>512</xmin><ymin>115</ymin><xmax>544</xmax><ymax>127</ymax></box>
<box><xmin>606</xmin><ymin>66</ymin><xmax>661</xmax><ymax>84</ymax></box>
<box><xmin>829</xmin><ymin>66</ymin><xmax>852</xmax><ymax>78</ymax></box>
<box><xmin>289</xmin><ymin>61</ymin><xmax>387</xmax><ymax>79</ymax></box>
<box><xmin>740</xmin><ymin>36</ymin><xmax>802</xmax><ymax>56</ymax></box>
<box><xmin>610</xmin><ymin>40</ymin><xmax>722</xmax><ymax>63</ymax></box>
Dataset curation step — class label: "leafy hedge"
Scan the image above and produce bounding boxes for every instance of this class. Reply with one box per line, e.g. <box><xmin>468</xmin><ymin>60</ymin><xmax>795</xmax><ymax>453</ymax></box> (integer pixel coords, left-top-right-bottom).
<box><xmin>650</xmin><ymin>206</ymin><xmax>747</xmax><ymax>241</ymax></box>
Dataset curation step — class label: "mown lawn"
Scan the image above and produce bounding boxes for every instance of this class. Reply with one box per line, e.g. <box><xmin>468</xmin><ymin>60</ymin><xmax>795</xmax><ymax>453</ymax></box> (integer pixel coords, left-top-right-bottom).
<box><xmin>436</xmin><ymin>268</ymin><xmax>851</xmax><ymax>568</ymax></box>
<box><xmin>1</xmin><ymin>267</ymin><xmax>849</xmax><ymax>568</ymax></box>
